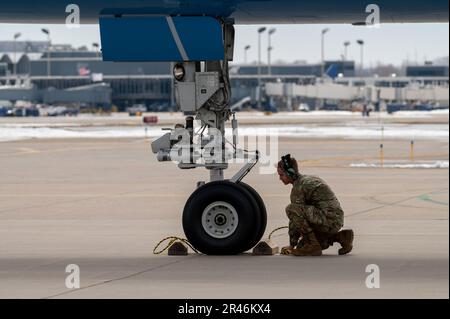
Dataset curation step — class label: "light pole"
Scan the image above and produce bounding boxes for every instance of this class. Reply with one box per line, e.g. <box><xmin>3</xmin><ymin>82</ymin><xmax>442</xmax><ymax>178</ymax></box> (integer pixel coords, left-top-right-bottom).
<box><xmin>342</xmin><ymin>41</ymin><xmax>351</xmax><ymax>76</ymax></box>
<box><xmin>244</xmin><ymin>45</ymin><xmax>251</xmax><ymax>64</ymax></box>
<box><xmin>268</xmin><ymin>46</ymin><xmax>273</xmax><ymax>74</ymax></box>
<box><xmin>13</xmin><ymin>32</ymin><xmax>21</xmax><ymax>77</ymax></box>
<box><xmin>343</xmin><ymin>41</ymin><xmax>350</xmax><ymax>61</ymax></box>
<box><xmin>257</xmin><ymin>27</ymin><xmax>266</xmax><ymax>110</ymax></box>
<box><xmin>92</xmin><ymin>42</ymin><xmax>100</xmax><ymax>58</ymax></box>
<box><xmin>357</xmin><ymin>39</ymin><xmax>365</xmax><ymax>77</ymax></box>
<box><xmin>321</xmin><ymin>28</ymin><xmax>330</xmax><ymax>78</ymax></box>
<box><xmin>41</xmin><ymin>28</ymin><xmax>51</xmax><ymax>78</ymax></box>
<box><xmin>267</xmin><ymin>28</ymin><xmax>276</xmax><ymax>75</ymax></box>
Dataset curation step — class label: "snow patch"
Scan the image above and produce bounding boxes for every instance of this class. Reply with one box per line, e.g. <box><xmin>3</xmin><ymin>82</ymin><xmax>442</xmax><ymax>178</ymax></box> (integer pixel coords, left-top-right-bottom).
<box><xmin>350</xmin><ymin>161</ymin><xmax>449</xmax><ymax>169</ymax></box>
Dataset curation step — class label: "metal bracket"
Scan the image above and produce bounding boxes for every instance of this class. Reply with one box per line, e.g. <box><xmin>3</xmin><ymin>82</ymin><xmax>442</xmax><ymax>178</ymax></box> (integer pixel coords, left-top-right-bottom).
<box><xmin>229</xmin><ymin>151</ymin><xmax>259</xmax><ymax>183</ymax></box>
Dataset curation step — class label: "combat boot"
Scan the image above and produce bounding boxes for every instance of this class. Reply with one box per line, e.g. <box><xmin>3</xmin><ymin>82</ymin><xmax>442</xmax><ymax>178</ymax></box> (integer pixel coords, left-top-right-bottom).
<box><xmin>336</xmin><ymin>229</ymin><xmax>354</xmax><ymax>255</ymax></box>
<box><xmin>314</xmin><ymin>231</ymin><xmax>332</xmax><ymax>250</ymax></box>
<box><xmin>291</xmin><ymin>232</ymin><xmax>322</xmax><ymax>256</ymax></box>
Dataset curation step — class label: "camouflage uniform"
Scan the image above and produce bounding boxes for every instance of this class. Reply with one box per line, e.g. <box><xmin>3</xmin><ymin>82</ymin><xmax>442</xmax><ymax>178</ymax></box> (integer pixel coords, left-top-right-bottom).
<box><xmin>286</xmin><ymin>174</ymin><xmax>344</xmax><ymax>248</ymax></box>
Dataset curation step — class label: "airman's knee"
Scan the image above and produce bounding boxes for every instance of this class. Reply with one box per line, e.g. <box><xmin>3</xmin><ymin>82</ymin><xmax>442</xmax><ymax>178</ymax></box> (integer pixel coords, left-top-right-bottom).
<box><xmin>285</xmin><ymin>203</ymin><xmax>304</xmax><ymax>220</ymax></box>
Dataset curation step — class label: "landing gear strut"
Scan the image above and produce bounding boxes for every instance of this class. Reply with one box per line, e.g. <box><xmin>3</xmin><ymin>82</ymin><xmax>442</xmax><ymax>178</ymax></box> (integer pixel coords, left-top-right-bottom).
<box><xmin>151</xmin><ymin>20</ymin><xmax>267</xmax><ymax>254</ymax></box>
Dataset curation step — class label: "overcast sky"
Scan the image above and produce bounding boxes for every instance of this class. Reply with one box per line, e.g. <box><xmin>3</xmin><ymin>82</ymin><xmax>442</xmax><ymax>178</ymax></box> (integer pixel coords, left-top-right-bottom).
<box><xmin>0</xmin><ymin>23</ymin><xmax>448</xmax><ymax>65</ymax></box>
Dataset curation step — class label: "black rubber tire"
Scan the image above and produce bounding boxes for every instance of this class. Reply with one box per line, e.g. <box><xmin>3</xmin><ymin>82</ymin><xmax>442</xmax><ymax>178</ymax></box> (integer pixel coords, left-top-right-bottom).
<box><xmin>182</xmin><ymin>181</ymin><xmax>262</xmax><ymax>255</ymax></box>
<box><xmin>237</xmin><ymin>182</ymin><xmax>267</xmax><ymax>251</ymax></box>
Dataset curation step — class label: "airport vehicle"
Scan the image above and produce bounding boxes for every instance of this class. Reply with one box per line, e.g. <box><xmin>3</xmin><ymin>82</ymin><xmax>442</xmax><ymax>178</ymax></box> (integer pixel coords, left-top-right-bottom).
<box><xmin>45</xmin><ymin>106</ymin><xmax>79</xmax><ymax>117</ymax></box>
<box><xmin>127</xmin><ymin>104</ymin><xmax>147</xmax><ymax>116</ymax></box>
<box><xmin>298</xmin><ymin>103</ymin><xmax>311</xmax><ymax>112</ymax></box>
<box><xmin>0</xmin><ymin>107</ymin><xmax>13</xmax><ymax>117</ymax></box>
<box><xmin>3</xmin><ymin>0</ymin><xmax>448</xmax><ymax>254</ymax></box>
<box><xmin>0</xmin><ymin>107</ymin><xmax>39</xmax><ymax>117</ymax></box>
<box><xmin>386</xmin><ymin>103</ymin><xmax>442</xmax><ymax>113</ymax></box>
<box><xmin>0</xmin><ymin>101</ymin><xmax>13</xmax><ymax>116</ymax></box>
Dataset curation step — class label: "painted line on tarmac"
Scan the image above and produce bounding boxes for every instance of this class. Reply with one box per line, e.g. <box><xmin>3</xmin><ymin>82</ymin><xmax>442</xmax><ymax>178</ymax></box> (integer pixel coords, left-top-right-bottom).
<box><xmin>362</xmin><ymin>194</ymin><xmax>433</xmax><ymax>210</ymax></box>
<box><xmin>347</xmin><ymin>188</ymin><xmax>449</xmax><ymax>218</ymax></box>
<box><xmin>418</xmin><ymin>193</ymin><xmax>449</xmax><ymax>206</ymax></box>
<box><xmin>0</xmin><ymin>142</ymin><xmax>143</xmax><ymax>157</ymax></box>
<box><xmin>0</xmin><ymin>193</ymin><xmax>188</xmax><ymax>198</ymax></box>
<box><xmin>361</xmin><ymin>188</ymin><xmax>449</xmax><ymax>210</ymax></box>
<box><xmin>43</xmin><ymin>255</ymin><xmax>200</xmax><ymax>299</ymax></box>
<box><xmin>345</xmin><ymin>189</ymin><xmax>448</xmax><ymax>218</ymax></box>
<box><xmin>0</xmin><ymin>188</ymin><xmax>190</xmax><ymax>214</ymax></box>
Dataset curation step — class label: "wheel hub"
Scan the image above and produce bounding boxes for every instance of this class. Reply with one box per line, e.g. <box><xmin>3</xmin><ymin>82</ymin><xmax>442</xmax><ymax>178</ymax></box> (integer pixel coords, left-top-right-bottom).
<box><xmin>202</xmin><ymin>201</ymin><xmax>239</xmax><ymax>239</ymax></box>
<box><xmin>214</xmin><ymin>214</ymin><xmax>227</xmax><ymax>226</ymax></box>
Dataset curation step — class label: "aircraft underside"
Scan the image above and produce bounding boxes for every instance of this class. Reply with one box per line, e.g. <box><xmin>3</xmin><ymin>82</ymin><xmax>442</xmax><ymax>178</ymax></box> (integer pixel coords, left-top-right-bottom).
<box><xmin>0</xmin><ymin>0</ymin><xmax>448</xmax><ymax>24</ymax></box>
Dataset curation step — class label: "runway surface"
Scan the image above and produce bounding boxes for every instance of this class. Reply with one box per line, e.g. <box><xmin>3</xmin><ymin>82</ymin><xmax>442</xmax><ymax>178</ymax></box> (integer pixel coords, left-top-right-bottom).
<box><xmin>0</xmin><ymin>114</ymin><xmax>448</xmax><ymax>299</ymax></box>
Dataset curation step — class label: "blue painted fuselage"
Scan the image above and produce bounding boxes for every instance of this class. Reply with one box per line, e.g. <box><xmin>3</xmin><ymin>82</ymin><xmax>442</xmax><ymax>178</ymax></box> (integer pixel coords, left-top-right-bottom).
<box><xmin>0</xmin><ymin>0</ymin><xmax>448</xmax><ymax>24</ymax></box>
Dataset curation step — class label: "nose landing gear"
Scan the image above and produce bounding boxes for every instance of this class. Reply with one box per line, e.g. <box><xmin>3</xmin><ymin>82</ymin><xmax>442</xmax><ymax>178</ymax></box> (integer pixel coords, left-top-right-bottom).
<box><xmin>152</xmin><ymin>19</ymin><xmax>267</xmax><ymax>254</ymax></box>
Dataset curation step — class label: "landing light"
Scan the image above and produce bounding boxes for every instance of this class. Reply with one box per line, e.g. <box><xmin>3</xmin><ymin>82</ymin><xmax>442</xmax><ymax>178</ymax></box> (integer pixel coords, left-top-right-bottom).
<box><xmin>173</xmin><ymin>64</ymin><xmax>185</xmax><ymax>81</ymax></box>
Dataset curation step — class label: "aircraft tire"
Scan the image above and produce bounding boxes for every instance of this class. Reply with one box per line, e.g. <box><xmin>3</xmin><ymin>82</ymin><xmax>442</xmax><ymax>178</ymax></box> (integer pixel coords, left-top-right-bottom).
<box><xmin>182</xmin><ymin>181</ymin><xmax>263</xmax><ymax>255</ymax></box>
<box><xmin>236</xmin><ymin>181</ymin><xmax>267</xmax><ymax>251</ymax></box>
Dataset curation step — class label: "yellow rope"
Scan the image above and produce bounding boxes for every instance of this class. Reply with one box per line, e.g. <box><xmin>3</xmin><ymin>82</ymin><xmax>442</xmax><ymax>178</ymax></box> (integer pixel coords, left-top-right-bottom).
<box><xmin>154</xmin><ymin>226</ymin><xmax>289</xmax><ymax>254</ymax></box>
<box><xmin>268</xmin><ymin>226</ymin><xmax>289</xmax><ymax>240</ymax></box>
<box><xmin>153</xmin><ymin>236</ymin><xmax>199</xmax><ymax>255</ymax></box>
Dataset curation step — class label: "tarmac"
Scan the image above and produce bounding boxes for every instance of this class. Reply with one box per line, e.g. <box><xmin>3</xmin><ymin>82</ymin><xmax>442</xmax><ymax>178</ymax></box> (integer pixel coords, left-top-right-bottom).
<box><xmin>0</xmin><ymin>114</ymin><xmax>448</xmax><ymax>299</ymax></box>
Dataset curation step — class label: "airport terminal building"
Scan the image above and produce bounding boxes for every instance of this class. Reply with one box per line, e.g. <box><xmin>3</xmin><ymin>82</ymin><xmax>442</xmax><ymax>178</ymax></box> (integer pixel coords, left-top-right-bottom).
<box><xmin>1</xmin><ymin>41</ymin><xmax>448</xmax><ymax>111</ymax></box>
<box><xmin>0</xmin><ymin>41</ymin><xmax>358</xmax><ymax>110</ymax></box>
